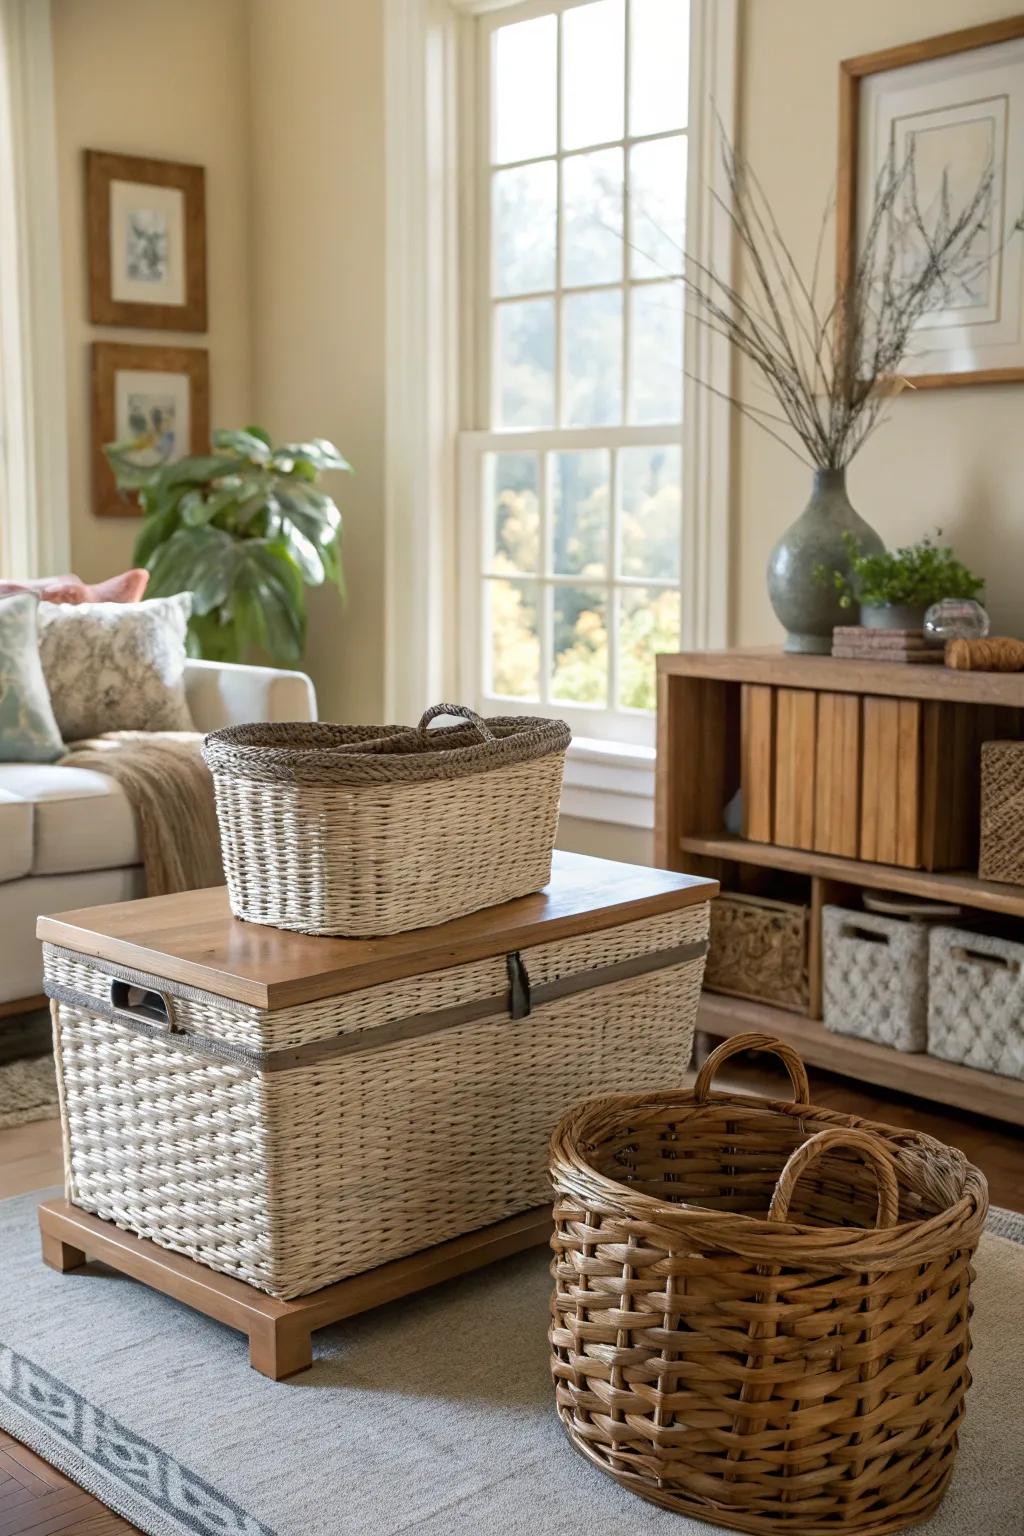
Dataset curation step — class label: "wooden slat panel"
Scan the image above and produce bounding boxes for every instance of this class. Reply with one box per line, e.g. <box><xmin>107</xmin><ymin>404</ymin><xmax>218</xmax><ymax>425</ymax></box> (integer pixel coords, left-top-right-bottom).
<box><xmin>813</xmin><ymin>692</ymin><xmax>860</xmax><ymax>857</ymax></box>
<box><xmin>741</xmin><ymin>684</ymin><xmax>775</xmax><ymax>842</ymax></box>
<box><xmin>860</xmin><ymin>697</ymin><xmax>921</xmax><ymax>866</ymax></box>
<box><xmin>773</xmin><ymin>689</ymin><xmax>817</xmax><ymax>851</ymax></box>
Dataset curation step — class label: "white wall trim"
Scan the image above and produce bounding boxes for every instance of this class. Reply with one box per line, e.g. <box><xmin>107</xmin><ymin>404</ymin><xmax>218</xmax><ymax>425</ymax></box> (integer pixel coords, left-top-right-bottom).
<box><xmin>561</xmin><ymin>736</ymin><xmax>655</xmax><ymax>826</ymax></box>
<box><xmin>384</xmin><ymin>0</ymin><xmax>462</xmax><ymax>720</ymax></box>
<box><xmin>0</xmin><ymin>0</ymin><xmax>70</xmax><ymax>579</ymax></box>
<box><xmin>682</xmin><ymin>0</ymin><xmax>737</xmax><ymax>650</ymax></box>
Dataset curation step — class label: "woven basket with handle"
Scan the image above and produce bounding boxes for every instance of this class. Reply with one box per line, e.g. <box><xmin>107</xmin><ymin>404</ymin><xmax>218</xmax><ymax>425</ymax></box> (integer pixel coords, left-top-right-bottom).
<box><xmin>203</xmin><ymin>703</ymin><xmax>570</xmax><ymax>936</ymax></box>
<box><xmin>549</xmin><ymin>1032</ymin><xmax>987</xmax><ymax>1536</ymax></box>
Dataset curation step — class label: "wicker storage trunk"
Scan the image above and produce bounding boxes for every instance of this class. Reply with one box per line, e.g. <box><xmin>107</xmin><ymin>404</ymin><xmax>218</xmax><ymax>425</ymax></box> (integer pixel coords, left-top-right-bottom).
<box><xmin>822</xmin><ymin>905</ymin><xmax>929</xmax><ymax>1051</ymax></box>
<box><xmin>42</xmin><ymin>858</ymin><xmax>711</xmax><ymax>1299</ymax></box>
<box><xmin>549</xmin><ymin>1033</ymin><xmax>987</xmax><ymax>1536</ymax></box>
<box><xmin>203</xmin><ymin>705</ymin><xmax>571</xmax><ymax>937</ymax></box>
<box><xmin>928</xmin><ymin>924</ymin><xmax>1024</xmax><ymax>1078</ymax></box>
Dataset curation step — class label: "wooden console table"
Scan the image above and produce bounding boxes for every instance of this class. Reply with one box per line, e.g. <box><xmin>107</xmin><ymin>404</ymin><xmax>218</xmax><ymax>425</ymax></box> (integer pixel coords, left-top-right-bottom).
<box><xmin>655</xmin><ymin>647</ymin><xmax>1024</xmax><ymax>1126</ymax></box>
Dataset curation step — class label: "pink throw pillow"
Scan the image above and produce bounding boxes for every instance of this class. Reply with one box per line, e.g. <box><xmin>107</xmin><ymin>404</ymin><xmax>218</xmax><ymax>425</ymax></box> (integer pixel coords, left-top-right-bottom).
<box><xmin>87</xmin><ymin>569</ymin><xmax>150</xmax><ymax>603</ymax></box>
<box><xmin>0</xmin><ymin>568</ymin><xmax>149</xmax><ymax>604</ymax></box>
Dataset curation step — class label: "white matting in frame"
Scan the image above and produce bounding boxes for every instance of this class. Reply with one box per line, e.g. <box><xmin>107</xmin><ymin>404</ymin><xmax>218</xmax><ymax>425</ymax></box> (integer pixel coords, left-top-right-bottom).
<box><xmin>858</xmin><ymin>34</ymin><xmax>1024</xmax><ymax>380</ymax></box>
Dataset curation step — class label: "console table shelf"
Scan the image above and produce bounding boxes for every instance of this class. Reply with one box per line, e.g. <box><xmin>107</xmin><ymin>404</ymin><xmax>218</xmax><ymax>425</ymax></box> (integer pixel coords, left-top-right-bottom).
<box><xmin>657</xmin><ymin>648</ymin><xmax>1024</xmax><ymax>1126</ymax></box>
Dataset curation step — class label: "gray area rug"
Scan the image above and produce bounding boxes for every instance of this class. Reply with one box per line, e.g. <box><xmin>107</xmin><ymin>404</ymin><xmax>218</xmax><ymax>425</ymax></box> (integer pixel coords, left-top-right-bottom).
<box><xmin>0</xmin><ymin>1053</ymin><xmax>58</xmax><ymax>1128</ymax></box>
<box><xmin>0</xmin><ymin>1191</ymin><xmax>1022</xmax><ymax>1536</ymax></box>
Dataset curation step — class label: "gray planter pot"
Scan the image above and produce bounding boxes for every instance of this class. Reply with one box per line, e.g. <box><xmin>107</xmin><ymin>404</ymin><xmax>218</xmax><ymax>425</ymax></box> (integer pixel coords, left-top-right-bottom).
<box><xmin>767</xmin><ymin>468</ymin><xmax>884</xmax><ymax>654</ymax></box>
<box><xmin>860</xmin><ymin>603</ymin><xmax>928</xmax><ymax>631</ymax></box>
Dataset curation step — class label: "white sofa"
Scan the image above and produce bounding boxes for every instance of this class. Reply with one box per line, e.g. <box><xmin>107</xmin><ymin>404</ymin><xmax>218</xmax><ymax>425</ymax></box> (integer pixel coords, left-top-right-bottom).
<box><xmin>0</xmin><ymin>658</ymin><xmax>317</xmax><ymax>1009</ymax></box>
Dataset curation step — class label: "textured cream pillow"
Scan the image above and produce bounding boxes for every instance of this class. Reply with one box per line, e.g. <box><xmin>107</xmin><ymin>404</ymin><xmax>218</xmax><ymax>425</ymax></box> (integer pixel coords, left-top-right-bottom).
<box><xmin>38</xmin><ymin>592</ymin><xmax>194</xmax><ymax>741</ymax></box>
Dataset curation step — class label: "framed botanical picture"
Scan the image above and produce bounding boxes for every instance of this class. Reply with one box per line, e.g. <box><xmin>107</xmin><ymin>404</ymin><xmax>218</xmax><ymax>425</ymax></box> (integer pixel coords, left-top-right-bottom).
<box><xmin>86</xmin><ymin>150</ymin><xmax>207</xmax><ymax>330</ymax></box>
<box><xmin>92</xmin><ymin>342</ymin><xmax>210</xmax><ymax>517</ymax></box>
<box><xmin>839</xmin><ymin>16</ymin><xmax>1024</xmax><ymax>388</ymax></box>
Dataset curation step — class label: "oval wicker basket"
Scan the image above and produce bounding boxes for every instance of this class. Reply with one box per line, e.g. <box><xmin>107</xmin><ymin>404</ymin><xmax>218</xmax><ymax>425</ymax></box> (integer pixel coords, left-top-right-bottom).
<box><xmin>203</xmin><ymin>704</ymin><xmax>570</xmax><ymax>936</ymax></box>
<box><xmin>549</xmin><ymin>1032</ymin><xmax>988</xmax><ymax>1536</ymax></box>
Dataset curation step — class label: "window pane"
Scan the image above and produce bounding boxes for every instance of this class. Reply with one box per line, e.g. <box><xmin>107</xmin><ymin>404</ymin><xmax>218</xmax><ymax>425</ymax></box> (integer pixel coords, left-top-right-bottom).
<box><xmin>619</xmin><ymin>445</ymin><xmax>681</xmax><ymax>579</ymax></box>
<box><xmin>630</xmin><ymin>0</ymin><xmax>689</xmax><ymax>138</ymax></box>
<box><xmin>561</xmin><ymin>0</ymin><xmax>624</xmax><ymax>151</ymax></box>
<box><xmin>494</xmin><ymin>15</ymin><xmax>556</xmax><ymax>163</ymax></box>
<box><xmin>630</xmin><ymin>135</ymin><xmax>686</xmax><ymax>280</ymax></box>
<box><xmin>629</xmin><ymin>280</ymin><xmax>682</xmax><ymax>423</ymax></box>
<box><xmin>495</xmin><ymin>299</ymin><xmax>555</xmax><ymax>428</ymax></box>
<box><xmin>552</xmin><ymin>586</ymin><xmax>608</xmax><ymax>704</ymax></box>
<box><xmin>563</xmin><ymin>148</ymin><xmax>623</xmax><ymax>288</ymax></box>
<box><xmin>618</xmin><ymin>587</ymin><xmax>681</xmax><ymax>709</ymax></box>
<box><xmin>487</xmin><ymin>453</ymin><xmax>539</xmax><ymax>574</ymax></box>
<box><xmin>486</xmin><ymin>578</ymin><xmax>540</xmax><ymax>699</ymax></box>
<box><xmin>493</xmin><ymin>162</ymin><xmax>556</xmax><ymax>296</ymax></box>
<box><xmin>552</xmin><ymin>450</ymin><xmax>609</xmax><ymax>577</ymax></box>
<box><xmin>564</xmin><ymin>289</ymin><xmax>622</xmax><ymax>427</ymax></box>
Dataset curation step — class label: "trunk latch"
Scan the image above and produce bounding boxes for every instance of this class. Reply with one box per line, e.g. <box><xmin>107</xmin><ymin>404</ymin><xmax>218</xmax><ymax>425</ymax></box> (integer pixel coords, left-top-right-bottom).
<box><xmin>506</xmin><ymin>951</ymin><xmax>532</xmax><ymax>1019</ymax></box>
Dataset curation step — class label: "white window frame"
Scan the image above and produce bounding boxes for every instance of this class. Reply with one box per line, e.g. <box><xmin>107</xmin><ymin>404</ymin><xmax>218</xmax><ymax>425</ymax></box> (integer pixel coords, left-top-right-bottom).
<box><xmin>0</xmin><ymin>0</ymin><xmax>70</xmax><ymax>578</ymax></box>
<box><xmin>385</xmin><ymin>0</ymin><xmax>736</xmax><ymax>819</ymax></box>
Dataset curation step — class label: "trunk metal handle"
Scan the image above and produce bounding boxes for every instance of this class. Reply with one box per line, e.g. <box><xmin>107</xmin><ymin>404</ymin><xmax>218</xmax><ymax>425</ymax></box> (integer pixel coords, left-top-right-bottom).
<box><xmin>109</xmin><ymin>979</ymin><xmax>178</xmax><ymax>1032</ymax></box>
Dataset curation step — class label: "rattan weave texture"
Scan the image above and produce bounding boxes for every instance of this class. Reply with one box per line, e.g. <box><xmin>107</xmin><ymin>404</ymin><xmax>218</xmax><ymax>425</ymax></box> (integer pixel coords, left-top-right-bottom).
<box><xmin>46</xmin><ymin>904</ymin><xmax>708</xmax><ymax>1299</ymax></box>
<box><xmin>203</xmin><ymin>706</ymin><xmax>571</xmax><ymax>936</ymax></box>
<box><xmin>549</xmin><ymin>1033</ymin><xmax>987</xmax><ymax>1536</ymax></box>
<box><xmin>979</xmin><ymin>740</ymin><xmax>1024</xmax><ymax>885</ymax></box>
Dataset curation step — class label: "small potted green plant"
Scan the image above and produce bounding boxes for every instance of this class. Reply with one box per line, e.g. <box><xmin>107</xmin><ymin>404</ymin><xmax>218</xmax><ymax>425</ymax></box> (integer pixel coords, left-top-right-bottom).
<box><xmin>105</xmin><ymin>426</ymin><xmax>350</xmax><ymax>663</ymax></box>
<box><xmin>817</xmin><ymin>532</ymin><xmax>984</xmax><ymax>631</ymax></box>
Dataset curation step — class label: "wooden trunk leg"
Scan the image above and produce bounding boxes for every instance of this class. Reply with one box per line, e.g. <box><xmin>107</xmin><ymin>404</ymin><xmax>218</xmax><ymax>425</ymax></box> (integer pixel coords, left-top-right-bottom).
<box><xmin>248</xmin><ymin>1317</ymin><xmax>313</xmax><ymax>1380</ymax></box>
<box><xmin>41</xmin><ymin>1232</ymin><xmax>86</xmax><ymax>1273</ymax></box>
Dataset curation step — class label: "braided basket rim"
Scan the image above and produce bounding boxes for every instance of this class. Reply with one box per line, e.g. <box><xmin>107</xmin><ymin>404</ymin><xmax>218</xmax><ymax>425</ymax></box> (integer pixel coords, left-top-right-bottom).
<box><xmin>549</xmin><ymin>1086</ymin><xmax>988</xmax><ymax>1268</ymax></box>
<box><xmin>202</xmin><ymin>715</ymin><xmax>571</xmax><ymax>785</ymax></box>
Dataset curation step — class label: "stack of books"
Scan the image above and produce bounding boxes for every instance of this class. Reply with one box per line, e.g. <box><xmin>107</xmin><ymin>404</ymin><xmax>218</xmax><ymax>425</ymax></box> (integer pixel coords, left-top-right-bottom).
<box><xmin>831</xmin><ymin>626</ymin><xmax>944</xmax><ymax>664</ymax></box>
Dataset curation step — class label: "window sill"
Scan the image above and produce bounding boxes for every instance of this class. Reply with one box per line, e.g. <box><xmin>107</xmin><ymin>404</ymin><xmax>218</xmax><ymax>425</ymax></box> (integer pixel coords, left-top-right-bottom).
<box><xmin>560</xmin><ymin>736</ymin><xmax>655</xmax><ymax>828</ymax></box>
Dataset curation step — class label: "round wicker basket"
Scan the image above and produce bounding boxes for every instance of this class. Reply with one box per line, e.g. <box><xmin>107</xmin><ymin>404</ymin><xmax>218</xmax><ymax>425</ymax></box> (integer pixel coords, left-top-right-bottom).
<box><xmin>203</xmin><ymin>704</ymin><xmax>570</xmax><ymax>936</ymax></box>
<box><xmin>549</xmin><ymin>1032</ymin><xmax>988</xmax><ymax>1536</ymax></box>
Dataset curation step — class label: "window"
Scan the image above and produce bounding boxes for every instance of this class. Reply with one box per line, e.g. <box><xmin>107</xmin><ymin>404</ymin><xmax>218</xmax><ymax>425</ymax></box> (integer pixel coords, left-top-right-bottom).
<box><xmin>460</xmin><ymin>0</ymin><xmax>690</xmax><ymax>745</ymax></box>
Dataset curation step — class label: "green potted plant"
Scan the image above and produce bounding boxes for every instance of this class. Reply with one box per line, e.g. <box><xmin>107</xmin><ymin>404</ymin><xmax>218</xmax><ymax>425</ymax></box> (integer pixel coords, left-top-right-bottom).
<box><xmin>105</xmin><ymin>426</ymin><xmax>350</xmax><ymax>663</ymax></box>
<box><xmin>818</xmin><ymin>532</ymin><xmax>984</xmax><ymax>630</ymax></box>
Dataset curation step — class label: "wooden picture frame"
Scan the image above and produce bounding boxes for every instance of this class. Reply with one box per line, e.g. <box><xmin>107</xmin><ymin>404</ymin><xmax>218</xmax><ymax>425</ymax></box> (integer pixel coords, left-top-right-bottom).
<box><xmin>92</xmin><ymin>342</ymin><xmax>210</xmax><ymax>518</ymax></box>
<box><xmin>838</xmin><ymin>16</ymin><xmax>1024</xmax><ymax>389</ymax></box>
<box><xmin>86</xmin><ymin>150</ymin><xmax>207</xmax><ymax>331</ymax></box>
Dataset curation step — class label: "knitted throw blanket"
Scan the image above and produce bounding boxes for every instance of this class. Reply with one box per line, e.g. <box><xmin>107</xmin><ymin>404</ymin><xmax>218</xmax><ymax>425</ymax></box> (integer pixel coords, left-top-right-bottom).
<box><xmin>61</xmin><ymin>731</ymin><xmax>223</xmax><ymax>896</ymax></box>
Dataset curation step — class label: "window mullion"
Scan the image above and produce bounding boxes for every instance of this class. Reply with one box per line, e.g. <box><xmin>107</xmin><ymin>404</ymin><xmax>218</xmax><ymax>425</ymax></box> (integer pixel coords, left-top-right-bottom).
<box><xmin>554</xmin><ymin>10</ymin><xmax>565</xmax><ymax>431</ymax></box>
<box><xmin>540</xmin><ymin>451</ymin><xmax>552</xmax><ymax>704</ymax></box>
<box><xmin>607</xmin><ymin>448</ymin><xmax>620</xmax><ymax>712</ymax></box>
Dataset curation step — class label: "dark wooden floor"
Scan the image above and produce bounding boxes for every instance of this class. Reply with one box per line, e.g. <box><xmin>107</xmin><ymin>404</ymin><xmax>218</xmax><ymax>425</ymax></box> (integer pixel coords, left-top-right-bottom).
<box><xmin>0</xmin><ymin>1064</ymin><xmax>1020</xmax><ymax>1536</ymax></box>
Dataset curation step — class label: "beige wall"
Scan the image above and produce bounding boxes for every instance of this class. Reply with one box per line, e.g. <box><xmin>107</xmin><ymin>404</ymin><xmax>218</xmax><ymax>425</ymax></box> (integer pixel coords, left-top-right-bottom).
<box><xmin>734</xmin><ymin>0</ymin><xmax>1024</xmax><ymax>647</ymax></box>
<box><xmin>52</xmin><ymin>0</ymin><xmax>253</xmax><ymax>584</ymax></box>
<box><xmin>247</xmin><ymin>0</ymin><xmax>386</xmax><ymax>724</ymax></box>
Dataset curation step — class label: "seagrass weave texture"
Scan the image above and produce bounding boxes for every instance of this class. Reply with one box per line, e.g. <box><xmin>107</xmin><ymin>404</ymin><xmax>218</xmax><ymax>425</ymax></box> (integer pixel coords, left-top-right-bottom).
<box><xmin>203</xmin><ymin>705</ymin><xmax>571</xmax><ymax>936</ymax></box>
<box><xmin>978</xmin><ymin>740</ymin><xmax>1024</xmax><ymax>885</ymax></box>
<box><xmin>46</xmin><ymin>904</ymin><xmax>708</xmax><ymax>1298</ymax></box>
<box><xmin>549</xmin><ymin>1033</ymin><xmax>987</xmax><ymax>1536</ymax></box>
<box><xmin>704</xmin><ymin>892</ymin><xmax>808</xmax><ymax>1011</ymax></box>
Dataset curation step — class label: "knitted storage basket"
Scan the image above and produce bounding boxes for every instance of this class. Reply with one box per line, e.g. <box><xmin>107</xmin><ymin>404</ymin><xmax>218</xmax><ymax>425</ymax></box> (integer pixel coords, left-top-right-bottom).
<box><xmin>203</xmin><ymin>704</ymin><xmax>570</xmax><ymax>936</ymax></box>
<box><xmin>549</xmin><ymin>1033</ymin><xmax>987</xmax><ymax>1536</ymax></box>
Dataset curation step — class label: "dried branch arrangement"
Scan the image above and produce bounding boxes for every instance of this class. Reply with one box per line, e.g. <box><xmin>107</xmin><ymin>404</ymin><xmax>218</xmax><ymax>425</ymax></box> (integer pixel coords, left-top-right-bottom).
<box><xmin>683</xmin><ymin>135</ymin><xmax>1013</xmax><ymax>469</ymax></box>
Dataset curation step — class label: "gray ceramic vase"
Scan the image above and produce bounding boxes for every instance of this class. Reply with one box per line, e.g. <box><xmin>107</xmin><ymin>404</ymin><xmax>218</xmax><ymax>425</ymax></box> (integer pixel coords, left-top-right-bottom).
<box><xmin>767</xmin><ymin>467</ymin><xmax>884</xmax><ymax>654</ymax></box>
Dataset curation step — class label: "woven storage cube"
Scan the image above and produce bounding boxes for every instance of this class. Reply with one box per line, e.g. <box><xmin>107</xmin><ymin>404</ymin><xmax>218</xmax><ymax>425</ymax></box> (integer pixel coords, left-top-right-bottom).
<box><xmin>928</xmin><ymin>924</ymin><xmax>1024</xmax><ymax>1078</ymax></box>
<box><xmin>704</xmin><ymin>891</ymin><xmax>809</xmax><ymax>1011</ymax></box>
<box><xmin>549</xmin><ymin>1033</ymin><xmax>987</xmax><ymax>1536</ymax></box>
<box><xmin>979</xmin><ymin>739</ymin><xmax>1024</xmax><ymax>884</ymax></box>
<box><xmin>822</xmin><ymin>905</ymin><xmax>929</xmax><ymax>1051</ymax></box>
<box><xmin>43</xmin><ymin>896</ymin><xmax>709</xmax><ymax>1299</ymax></box>
<box><xmin>202</xmin><ymin>704</ymin><xmax>570</xmax><ymax>936</ymax></box>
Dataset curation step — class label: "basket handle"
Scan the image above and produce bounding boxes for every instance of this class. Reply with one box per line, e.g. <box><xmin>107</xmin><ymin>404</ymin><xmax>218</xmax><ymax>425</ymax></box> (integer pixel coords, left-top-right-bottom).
<box><xmin>417</xmin><ymin>703</ymin><xmax>496</xmax><ymax>743</ymax></box>
<box><xmin>768</xmin><ymin>1127</ymin><xmax>900</xmax><ymax>1228</ymax></box>
<box><xmin>693</xmin><ymin>1032</ymin><xmax>810</xmax><ymax>1105</ymax></box>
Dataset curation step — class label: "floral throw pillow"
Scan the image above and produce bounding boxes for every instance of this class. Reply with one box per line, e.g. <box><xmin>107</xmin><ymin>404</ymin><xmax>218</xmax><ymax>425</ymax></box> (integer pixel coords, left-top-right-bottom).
<box><xmin>0</xmin><ymin>592</ymin><xmax>64</xmax><ymax>762</ymax></box>
<box><xmin>38</xmin><ymin>592</ymin><xmax>195</xmax><ymax>742</ymax></box>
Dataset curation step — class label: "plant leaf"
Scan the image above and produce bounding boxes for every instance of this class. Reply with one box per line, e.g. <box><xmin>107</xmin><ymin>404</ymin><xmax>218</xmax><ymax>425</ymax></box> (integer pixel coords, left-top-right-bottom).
<box><xmin>213</xmin><ymin>428</ymin><xmax>272</xmax><ymax>465</ymax></box>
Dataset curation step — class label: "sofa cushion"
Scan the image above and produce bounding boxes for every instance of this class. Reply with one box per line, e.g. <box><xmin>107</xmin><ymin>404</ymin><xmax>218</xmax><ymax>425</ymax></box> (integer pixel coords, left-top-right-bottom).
<box><xmin>0</xmin><ymin>788</ymin><xmax>33</xmax><ymax>881</ymax></box>
<box><xmin>0</xmin><ymin>764</ymin><xmax>139</xmax><ymax>877</ymax></box>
